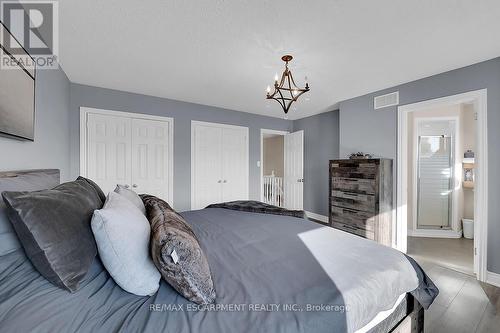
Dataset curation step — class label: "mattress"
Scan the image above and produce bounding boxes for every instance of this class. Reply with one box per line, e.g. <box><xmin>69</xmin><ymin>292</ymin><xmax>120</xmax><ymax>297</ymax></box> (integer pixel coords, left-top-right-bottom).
<box><xmin>0</xmin><ymin>207</ymin><xmax>425</xmax><ymax>333</ymax></box>
<box><xmin>358</xmin><ymin>293</ymin><xmax>406</xmax><ymax>333</ymax></box>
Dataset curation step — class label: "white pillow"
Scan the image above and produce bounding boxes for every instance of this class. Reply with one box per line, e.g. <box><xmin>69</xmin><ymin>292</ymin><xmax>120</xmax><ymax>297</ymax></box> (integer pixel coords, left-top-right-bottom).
<box><xmin>114</xmin><ymin>184</ymin><xmax>146</xmax><ymax>215</ymax></box>
<box><xmin>91</xmin><ymin>192</ymin><xmax>160</xmax><ymax>296</ymax></box>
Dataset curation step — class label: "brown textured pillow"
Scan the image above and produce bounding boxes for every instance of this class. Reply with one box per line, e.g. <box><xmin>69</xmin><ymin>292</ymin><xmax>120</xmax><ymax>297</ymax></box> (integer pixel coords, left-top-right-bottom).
<box><xmin>141</xmin><ymin>195</ymin><xmax>216</xmax><ymax>304</ymax></box>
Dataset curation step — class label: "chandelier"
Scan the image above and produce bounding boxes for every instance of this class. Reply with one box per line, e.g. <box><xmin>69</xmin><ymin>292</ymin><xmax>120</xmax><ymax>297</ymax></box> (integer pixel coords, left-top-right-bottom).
<box><xmin>266</xmin><ymin>55</ymin><xmax>309</xmax><ymax>114</ymax></box>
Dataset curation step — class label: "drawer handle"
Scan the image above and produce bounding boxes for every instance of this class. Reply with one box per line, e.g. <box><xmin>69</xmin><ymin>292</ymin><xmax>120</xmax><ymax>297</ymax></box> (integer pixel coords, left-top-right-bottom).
<box><xmin>343</xmin><ymin>208</ymin><xmax>358</xmax><ymax>214</ymax></box>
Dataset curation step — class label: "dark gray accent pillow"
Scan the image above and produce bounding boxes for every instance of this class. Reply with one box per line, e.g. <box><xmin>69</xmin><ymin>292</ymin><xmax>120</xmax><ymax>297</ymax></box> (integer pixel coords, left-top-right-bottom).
<box><xmin>2</xmin><ymin>177</ymin><xmax>103</xmax><ymax>292</ymax></box>
<box><xmin>141</xmin><ymin>195</ymin><xmax>216</xmax><ymax>304</ymax></box>
<box><xmin>0</xmin><ymin>169</ymin><xmax>60</xmax><ymax>256</ymax></box>
<box><xmin>78</xmin><ymin>176</ymin><xmax>106</xmax><ymax>203</ymax></box>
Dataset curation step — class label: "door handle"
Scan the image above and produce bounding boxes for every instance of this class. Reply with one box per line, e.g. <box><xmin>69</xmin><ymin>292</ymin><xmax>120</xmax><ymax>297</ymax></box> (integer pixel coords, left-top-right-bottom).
<box><xmin>223</xmin><ymin>180</ymin><xmax>227</xmax><ymax>183</ymax></box>
<box><xmin>132</xmin><ymin>184</ymin><xmax>138</xmax><ymax>188</ymax></box>
<box><xmin>123</xmin><ymin>184</ymin><xmax>130</xmax><ymax>189</ymax></box>
<box><xmin>217</xmin><ymin>180</ymin><xmax>222</xmax><ymax>183</ymax></box>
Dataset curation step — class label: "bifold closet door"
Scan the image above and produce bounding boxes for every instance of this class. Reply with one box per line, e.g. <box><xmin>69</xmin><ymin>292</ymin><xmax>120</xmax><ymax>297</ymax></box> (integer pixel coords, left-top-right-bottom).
<box><xmin>221</xmin><ymin>127</ymin><xmax>248</xmax><ymax>202</ymax></box>
<box><xmin>131</xmin><ymin>118</ymin><xmax>172</xmax><ymax>201</ymax></box>
<box><xmin>192</xmin><ymin>124</ymin><xmax>223</xmax><ymax>209</ymax></box>
<box><xmin>191</xmin><ymin>122</ymin><xmax>249</xmax><ymax>210</ymax></box>
<box><xmin>86</xmin><ymin>113</ymin><xmax>132</xmax><ymax>194</ymax></box>
<box><xmin>83</xmin><ymin>108</ymin><xmax>173</xmax><ymax>204</ymax></box>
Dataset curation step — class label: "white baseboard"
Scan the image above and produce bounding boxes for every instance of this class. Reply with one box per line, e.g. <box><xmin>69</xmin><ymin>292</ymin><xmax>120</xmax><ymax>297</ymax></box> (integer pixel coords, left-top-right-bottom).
<box><xmin>408</xmin><ymin>229</ymin><xmax>463</xmax><ymax>239</ymax></box>
<box><xmin>305</xmin><ymin>211</ymin><xmax>328</xmax><ymax>223</ymax></box>
<box><xmin>486</xmin><ymin>271</ymin><xmax>500</xmax><ymax>288</ymax></box>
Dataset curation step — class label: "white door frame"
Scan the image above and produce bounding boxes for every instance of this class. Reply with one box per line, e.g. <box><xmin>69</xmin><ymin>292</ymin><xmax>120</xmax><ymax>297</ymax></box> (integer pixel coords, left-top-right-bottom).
<box><xmin>191</xmin><ymin>120</ymin><xmax>249</xmax><ymax>210</ymax></box>
<box><xmin>260</xmin><ymin>128</ymin><xmax>289</xmax><ymax>202</ymax></box>
<box><xmin>79</xmin><ymin>106</ymin><xmax>174</xmax><ymax>202</ymax></box>
<box><xmin>410</xmin><ymin>116</ymin><xmax>461</xmax><ymax>237</ymax></box>
<box><xmin>396</xmin><ymin>89</ymin><xmax>488</xmax><ymax>282</ymax></box>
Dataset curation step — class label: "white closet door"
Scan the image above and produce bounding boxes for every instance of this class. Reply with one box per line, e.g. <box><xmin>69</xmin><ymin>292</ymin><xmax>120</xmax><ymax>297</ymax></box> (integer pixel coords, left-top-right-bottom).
<box><xmin>284</xmin><ymin>130</ymin><xmax>304</xmax><ymax>210</ymax></box>
<box><xmin>192</xmin><ymin>124</ymin><xmax>223</xmax><ymax>209</ymax></box>
<box><xmin>131</xmin><ymin>118</ymin><xmax>172</xmax><ymax>202</ymax></box>
<box><xmin>221</xmin><ymin>127</ymin><xmax>248</xmax><ymax>202</ymax></box>
<box><xmin>86</xmin><ymin>113</ymin><xmax>132</xmax><ymax>194</ymax></box>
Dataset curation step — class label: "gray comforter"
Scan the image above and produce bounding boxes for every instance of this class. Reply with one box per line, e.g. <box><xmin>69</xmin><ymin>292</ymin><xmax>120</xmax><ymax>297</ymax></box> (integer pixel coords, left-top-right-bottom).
<box><xmin>206</xmin><ymin>200</ymin><xmax>306</xmax><ymax>218</ymax></box>
<box><xmin>0</xmin><ymin>208</ymin><xmax>435</xmax><ymax>333</ymax></box>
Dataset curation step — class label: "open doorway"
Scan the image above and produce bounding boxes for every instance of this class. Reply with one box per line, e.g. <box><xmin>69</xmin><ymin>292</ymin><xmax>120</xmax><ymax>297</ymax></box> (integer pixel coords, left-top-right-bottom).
<box><xmin>397</xmin><ymin>89</ymin><xmax>488</xmax><ymax>281</ymax></box>
<box><xmin>262</xmin><ymin>130</ymin><xmax>286</xmax><ymax>207</ymax></box>
<box><xmin>260</xmin><ymin>129</ymin><xmax>304</xmax><ymax>210</ymax></box>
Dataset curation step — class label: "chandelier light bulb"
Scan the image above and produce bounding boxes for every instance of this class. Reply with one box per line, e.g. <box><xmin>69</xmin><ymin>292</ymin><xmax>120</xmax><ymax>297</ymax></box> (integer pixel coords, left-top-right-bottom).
<box><xmin>274</xmin><ymin>73</ymin><xmax>279</xmax><ymax>82</ymax></box>
<box><xmin>267</xmin><ymin>85</ymin><xmax>271</xmax><ymax>93</ymax></box>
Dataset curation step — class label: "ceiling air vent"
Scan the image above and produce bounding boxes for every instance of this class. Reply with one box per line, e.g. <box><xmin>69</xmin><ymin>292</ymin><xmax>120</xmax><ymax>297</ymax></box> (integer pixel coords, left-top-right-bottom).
<box><xmin>374</xmin><ymin>91</ymin><xmax>399</xmax><ymax>110</ymax></box>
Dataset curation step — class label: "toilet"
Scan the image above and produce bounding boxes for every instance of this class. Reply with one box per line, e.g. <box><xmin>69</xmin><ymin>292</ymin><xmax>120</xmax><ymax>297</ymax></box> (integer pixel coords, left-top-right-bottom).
<box><xmin>462</xmin><ymin>218</ymin><xmax>474</xmax><ymax>239</ymax></box>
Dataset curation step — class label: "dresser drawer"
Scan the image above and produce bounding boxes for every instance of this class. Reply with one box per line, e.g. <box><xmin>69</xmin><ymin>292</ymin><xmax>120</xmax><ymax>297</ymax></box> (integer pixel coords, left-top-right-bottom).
<box><xmin>331</xmin><ymin>222</ymin><xmax>375</xmax><ymax>240</ymax></box>
<box><xmin>332</xmin><ymin>191</ymin><xmax>376</xmax><ymax>213</ymax></box>
<box><xmin>332</xmin><ymin>177</ymin><xmax>376</xmax><ymax>194</ymax></box>
<box><xmin>331</xmin><ymin>163</ymin><xmax>377</xmax><ymax>180</ymax></box>
<box><xmin>330</xmin><ymin>206</ymin><xmax>375</xmax><ymax>231</ymax></box>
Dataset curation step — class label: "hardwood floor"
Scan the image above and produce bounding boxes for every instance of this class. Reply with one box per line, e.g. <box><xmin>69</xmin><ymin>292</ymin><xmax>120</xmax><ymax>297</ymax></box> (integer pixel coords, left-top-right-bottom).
<box><xmin>408</xmin><ymin>236</ymin><xmax>474</xmax><ymax>275</ymax></box>
<box><xmin>407</xmin><ymin>238</ymin><xmax>500</xmax><ymax>332</ymax></box>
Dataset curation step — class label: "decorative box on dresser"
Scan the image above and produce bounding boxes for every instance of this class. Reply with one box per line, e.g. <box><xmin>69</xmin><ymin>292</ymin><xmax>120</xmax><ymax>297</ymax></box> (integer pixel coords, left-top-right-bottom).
<box><xmin>329</xmin><ymin>158</ymin><xmax>393</xmax><ymax>246</ymax></box>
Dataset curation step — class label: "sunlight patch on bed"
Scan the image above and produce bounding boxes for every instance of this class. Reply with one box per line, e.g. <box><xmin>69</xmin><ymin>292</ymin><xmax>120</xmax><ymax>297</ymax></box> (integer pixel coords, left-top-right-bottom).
<box><xmin>298</xmin><ymin>227</ymin><xmax>340</xmax><ymax>284</ymax></box>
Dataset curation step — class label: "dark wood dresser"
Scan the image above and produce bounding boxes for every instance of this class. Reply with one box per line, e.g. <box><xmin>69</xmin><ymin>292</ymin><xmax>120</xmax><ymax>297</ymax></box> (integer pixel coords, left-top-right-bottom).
<box><xmin>329</xmin><ymin>158</ymin><xmax>393</xmax><ymax>246</ymax></box>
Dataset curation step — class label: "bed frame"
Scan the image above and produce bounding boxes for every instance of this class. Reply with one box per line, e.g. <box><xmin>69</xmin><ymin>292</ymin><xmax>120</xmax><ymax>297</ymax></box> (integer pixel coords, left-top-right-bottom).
<box><xmin>1</xmin><ymin>169</ymin><xmax>425</xmax><ymax>333</ymax></box>
<box><xmin>369</xmin><ymin>294</ymin><xmax>424</xmax><ymax>333</ymax></box>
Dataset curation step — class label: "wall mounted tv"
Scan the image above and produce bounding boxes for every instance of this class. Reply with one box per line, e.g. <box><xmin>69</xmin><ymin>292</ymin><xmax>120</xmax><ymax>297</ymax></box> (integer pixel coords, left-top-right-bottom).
<box><xmin>0</xmin><ymin>21</ymin><xmax>36</xmax><ymax>141</ymax></box>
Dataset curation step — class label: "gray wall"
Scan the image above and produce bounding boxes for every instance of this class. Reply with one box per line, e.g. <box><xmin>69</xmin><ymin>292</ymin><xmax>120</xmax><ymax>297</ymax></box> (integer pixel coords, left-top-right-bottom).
<box><xmin>293</xmin><ymin>110</ymin><xmax>340</xmax><ymax>216</ymax></box>
<box><xmin>69</xmin><ymin>84</ymin><xmax>293</xmax><ymax>211</ymax></box>
<box><xmin>339</xmin><ymin>57</ymin><xmax>500</xmax><ymax>273</ymax></box>
<box><xmin>263</xmin><ymin>136</ymin><xmax>284</xmax><ymax>177</ymax></box>
<box><xmin>0</xmin><ymin>66</ymin><xmax>71</xmax><ymax>180</ymax></box>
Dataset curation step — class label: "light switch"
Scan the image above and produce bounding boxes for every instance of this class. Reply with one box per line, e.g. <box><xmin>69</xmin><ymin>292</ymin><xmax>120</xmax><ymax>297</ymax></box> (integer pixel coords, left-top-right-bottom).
<box><xmin>257</xmin><ymin>161</ymin><xmax>261</xmax><ymax>167</ymax></box>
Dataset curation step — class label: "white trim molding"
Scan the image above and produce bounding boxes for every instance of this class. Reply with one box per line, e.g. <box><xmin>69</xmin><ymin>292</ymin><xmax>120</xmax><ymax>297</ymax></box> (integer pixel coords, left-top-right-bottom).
<box><xmin>397</xmin><ymin>89</ymin><xmax>488</xmax><ymax>283</ymax></box>
<box><xmin>486</xmin><ymin>271</ymin><xmax>500</xmax><ymax>288</ymax></box>
<box><xmin>305</xmin><ymin>211</ymin><xmax>329</xmax><ymax>223</ymax></box>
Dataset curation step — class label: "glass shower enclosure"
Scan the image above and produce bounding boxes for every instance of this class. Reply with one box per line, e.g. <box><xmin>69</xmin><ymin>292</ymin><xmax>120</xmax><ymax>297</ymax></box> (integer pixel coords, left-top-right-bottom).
<box><xmin>416</xmin><ymin>120</ymin><xmax>456</xmax><ymax>230</ymax></box>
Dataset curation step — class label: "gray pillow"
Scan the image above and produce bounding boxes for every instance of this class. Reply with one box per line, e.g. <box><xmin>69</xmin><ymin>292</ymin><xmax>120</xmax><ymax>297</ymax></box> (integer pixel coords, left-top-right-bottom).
<box><xmin>141</xmin><ymin>195</ymin><xmax>216</xmax><ymax>304</ymax></box>
<box><xmin>0</xmin><ymin>169</ymin><xmax>60</xmax><ymax>256</ymax></box>
<box><xmin>79</xmin><ymin>176</ymin><xmax>106</xmax><ymax>203</ymax></box>
<box><xmin>2</xmin><ymin>177</ymin><xmax>103</xmax><ymax>292</ymax></box>
<box><xmin>114</xmin><ymin>184</ymin><xmax>146</xmax><ymax>214</ymax></box>
<box><xmin>91</xmin><ymin>192</ymin><xmax>161</xmax><ymax>296</ymax></box>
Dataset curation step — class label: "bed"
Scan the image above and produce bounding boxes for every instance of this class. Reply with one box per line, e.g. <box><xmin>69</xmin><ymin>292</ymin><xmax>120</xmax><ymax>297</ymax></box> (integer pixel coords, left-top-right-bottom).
<box><xmin>0</xmin><ymin>169</ymin><xmax>436</xmax><ymax>333</ymax></box>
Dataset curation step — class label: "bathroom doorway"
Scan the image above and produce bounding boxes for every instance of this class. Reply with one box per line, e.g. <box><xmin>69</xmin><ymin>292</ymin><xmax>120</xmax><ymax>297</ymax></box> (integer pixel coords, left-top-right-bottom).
<box><xmin>397</xmin><ymin>89</ymin><xmax>488</xmax><ymax>281</ymax></box>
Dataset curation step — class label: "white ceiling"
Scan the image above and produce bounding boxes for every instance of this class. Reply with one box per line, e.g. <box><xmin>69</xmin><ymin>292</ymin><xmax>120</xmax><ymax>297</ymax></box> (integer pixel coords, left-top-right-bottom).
<box><xmin>58</xmin><ymin>0</ymin><xmax>500</xmax><ymax>120</ymax></box>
